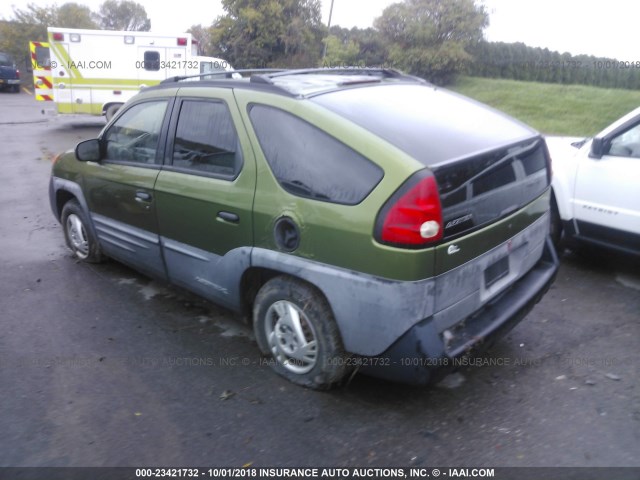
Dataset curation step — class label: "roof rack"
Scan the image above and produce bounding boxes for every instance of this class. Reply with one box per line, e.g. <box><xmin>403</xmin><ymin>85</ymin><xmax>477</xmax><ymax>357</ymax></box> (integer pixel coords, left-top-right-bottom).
<box><xmin>250</xmin><ymin>67</ymin><xmax>426</xmax><ymax>85</ymax></box>
<box><xmin>161</xmin><ymin>68</ymin><xmax>286</xmax><ymax>84</ymax></box>
<box><xmin>158</xmin><ymin>66</ymin><xmax>428</xmax><ymax>97</ymax></box>
<box><xmin>162</xmin><ymin>67</ymin><xmax>425</xmax><ymax>85</ymax></box>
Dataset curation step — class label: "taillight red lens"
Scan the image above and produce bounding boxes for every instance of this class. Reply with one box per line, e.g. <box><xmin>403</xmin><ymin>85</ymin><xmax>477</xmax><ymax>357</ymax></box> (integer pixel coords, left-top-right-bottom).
<box><xmin>377</xmin><ymin>173</ymin><xmax>443</xmax><ymax>247</ymax></box>
<box><xmin>16</xmin><ymin>69</ymin><xmax>20</xmax><ymax>79</ymax></box>
<box><xmin>52</xmin><ymin>32</ymin><xmax>64</xmax><ymax>41</ymax></box>
<box><xmin>177</xmin><ymin>37</ymin><xmax>188</xmax><ymax>46</ymax></box>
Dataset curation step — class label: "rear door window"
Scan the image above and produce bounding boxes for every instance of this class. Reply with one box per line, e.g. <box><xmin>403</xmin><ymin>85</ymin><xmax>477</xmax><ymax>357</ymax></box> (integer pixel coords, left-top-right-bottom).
<box><xmin>248</xmin><ymin>105</ymin><xmax>383</xmax><ymax>205</ymax></box>
<box><xmin>170</xmin><ymin>99</ymin><xmax>242</xmax><ymax>178</ymax></box>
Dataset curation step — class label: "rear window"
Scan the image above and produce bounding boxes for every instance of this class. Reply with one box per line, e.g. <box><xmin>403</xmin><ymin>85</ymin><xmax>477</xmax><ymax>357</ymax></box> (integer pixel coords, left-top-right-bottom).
<box><xmin>311</xmin><ymin>84</ymin><xmax>536</xmax><ymax>166</ymax></box>
<box><xmin>249</xmin><ymin>105</ymin><xmax>383</xmax><ymax>205</ymax></box>
<box><xmin>0</xmin><ymin>53</ymin><xmax>13</xmax><ymax>67</ymax></box>
<box><xmin>434</xmin><ymin>138</ymin><xmax>550</xmax><ymax>238</ymax></box>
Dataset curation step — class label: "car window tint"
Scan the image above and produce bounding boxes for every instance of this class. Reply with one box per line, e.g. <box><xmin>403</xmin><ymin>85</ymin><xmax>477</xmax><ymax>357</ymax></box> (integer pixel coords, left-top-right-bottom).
<box><xmin>172</xmin><ymin>100</ymin><xmax>242</xmax><ymax>177</ymax></box>
<box><xmin>104</xmin><ymin>101</ymin><xmax>167</xmax><ymax>165</ymax></box>
<box><xmin>249</xmin><ymin>105</ymin><xmax>383</xmax><ymax>205</ymax></box>
<box><xmin>608</xmin><ymin>123</ymin><xmax>640</xmax><ymax>158</ymax></box>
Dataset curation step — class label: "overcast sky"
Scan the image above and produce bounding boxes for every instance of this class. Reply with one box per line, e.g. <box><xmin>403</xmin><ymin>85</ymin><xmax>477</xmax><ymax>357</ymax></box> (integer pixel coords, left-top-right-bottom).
<box><xmin>3</xmin><ymin>0</ymin><xmax>637</xmax><ymax>60</ymax></box>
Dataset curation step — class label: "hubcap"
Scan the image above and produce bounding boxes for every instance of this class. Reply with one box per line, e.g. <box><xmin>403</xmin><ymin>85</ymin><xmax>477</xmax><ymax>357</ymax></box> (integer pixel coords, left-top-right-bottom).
<box><xmin>265</xmin><ymin>300</ymin><xmax>318</xmax><ymax>374</ymax></box>
<box><xmin>66</xmin><ymin>214</ymin><xmax>89</xmax><ymax>259</ymax></box>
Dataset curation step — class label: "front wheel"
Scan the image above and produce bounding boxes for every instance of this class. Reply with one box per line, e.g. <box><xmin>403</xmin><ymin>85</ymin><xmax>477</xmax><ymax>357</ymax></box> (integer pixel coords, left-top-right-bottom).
<box><xmin>61</xmin><ymin>200</ymin><xmax>103</xmax><ymax>263</ymax></box>
<box><xmin>253</xmin><ymin>276</ymin><xmax>351</xmax><ymax>389</ymax></box>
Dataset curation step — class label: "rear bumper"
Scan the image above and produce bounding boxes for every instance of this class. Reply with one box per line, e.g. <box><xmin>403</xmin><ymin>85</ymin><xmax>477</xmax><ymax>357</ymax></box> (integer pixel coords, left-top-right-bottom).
<box><xmin>359</xmin><ymin>237</ymin><xmax>559</xmax><ymax>385</ymax></box>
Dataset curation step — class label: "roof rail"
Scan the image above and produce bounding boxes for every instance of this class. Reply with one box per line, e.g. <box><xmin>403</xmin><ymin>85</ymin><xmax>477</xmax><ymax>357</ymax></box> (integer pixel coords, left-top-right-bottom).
<box><xmin>161</xmin><ymin>67</ymin><xmax>426</xmax><ymax>85</ymax></box>
<box><xmin>253</xmin><ymin>67</ymin><xmax>427</xmax><ymax>84</ymax></box>
<box><xmin>161</xmin><ymin>68</ymin><xmax>286</xmax><ymax>84</ymax></box>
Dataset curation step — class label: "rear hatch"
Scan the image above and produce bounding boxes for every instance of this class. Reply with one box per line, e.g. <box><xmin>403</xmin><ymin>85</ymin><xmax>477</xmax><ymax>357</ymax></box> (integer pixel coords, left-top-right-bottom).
<box><xmin>312</xmin><ymin>82</ymin><xmax>552</xmax><ymax>319</ymax></box>
<box><xmin>312</xmin><ymin>83</ymin><xmax>550</xmax><ymax>258</ymax></box>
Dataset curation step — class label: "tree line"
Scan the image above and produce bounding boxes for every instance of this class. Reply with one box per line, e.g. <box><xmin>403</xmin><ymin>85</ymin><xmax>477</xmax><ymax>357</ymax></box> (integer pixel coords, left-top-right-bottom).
<box><xmin>1</xmin><ymin>0</ymin><xmax>636</xmax><ymax>90</ymax></box>
<box><xmin>468</xmin><ymin>41</ymin><xmax>640</xmax><ymax>90</ymax></box>
<box><xmin>200</xmin><ymin>0</ymin><xmax>639</xmax><ymax>89</ymax></box>
<box><xmin>204</xmin><ymin>0</ymin><xmax>488</xmax><ymax>85</ymax></box>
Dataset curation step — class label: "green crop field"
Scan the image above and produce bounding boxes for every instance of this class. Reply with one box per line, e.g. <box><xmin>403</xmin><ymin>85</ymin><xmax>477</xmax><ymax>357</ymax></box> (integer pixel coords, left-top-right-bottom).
<box><xmin>449</xmin><ymin>76</ymin><xmax>640</xmax><ymax>136</ymax></box>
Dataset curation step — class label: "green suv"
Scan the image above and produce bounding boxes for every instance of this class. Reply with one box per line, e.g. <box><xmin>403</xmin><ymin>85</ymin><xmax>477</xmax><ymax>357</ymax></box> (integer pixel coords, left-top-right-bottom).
<box><xmin>49</xmin><ymin>68</ymin><xmax>558</xmax><ymax>389</ymax></box>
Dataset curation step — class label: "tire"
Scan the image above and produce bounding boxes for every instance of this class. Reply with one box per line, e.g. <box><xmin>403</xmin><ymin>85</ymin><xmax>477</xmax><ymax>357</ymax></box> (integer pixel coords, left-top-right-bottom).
<box><xmin>253</xmin><ymin>276</ymin><xmax>351</xmax><ymax>389</ymax></box>
<box><xmin>105</xmin><ymin>104</ymin><xmax>122</xmax><ymax>122</ymax></box>
<box><xmin>61</xmin><ymin>200</ymin><xmax>103</xmax><ymax>263</ymax></box>
<box><xmin>11</xmin><ymin>85</ymin><xmax>20</xmax><ymax>93</ymax></box>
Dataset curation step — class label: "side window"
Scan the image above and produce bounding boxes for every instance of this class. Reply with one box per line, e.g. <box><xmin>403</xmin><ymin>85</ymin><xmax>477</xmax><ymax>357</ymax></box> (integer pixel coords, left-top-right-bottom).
<box><xmin>104</xmin><ymin>101</ymin><xmax>168</xmax><ymax>165</ymax></box>
<box><xmin>143</xmin><ymin>51</ymin><xmax>160</xmax><ymax>71</ymax></box>
<box><xmin>608</xmin><ymin>123</ymin><xmax>640</xmax><ymax>158</ymax></box>
<box><xmin>171</xmin><ymin>100</ymin><xmax>242</xmax><ymax>178</ymax></box>
<box><xmin>249</xmin><ymin>105</ymin><xmax>384</xmax><ymax>205</ymax></box>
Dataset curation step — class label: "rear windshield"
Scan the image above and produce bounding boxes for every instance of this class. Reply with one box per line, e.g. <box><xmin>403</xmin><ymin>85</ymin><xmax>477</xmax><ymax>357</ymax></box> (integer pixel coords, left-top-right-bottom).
<box><xmin>311</xmin><ymin>84</ymin><xmax>537</xmax><ymax>166</ymax></box>
<box><xmin>0</xmin><ymin>53</ymin><xmax>13</xmax><ymax>67</ymax></box>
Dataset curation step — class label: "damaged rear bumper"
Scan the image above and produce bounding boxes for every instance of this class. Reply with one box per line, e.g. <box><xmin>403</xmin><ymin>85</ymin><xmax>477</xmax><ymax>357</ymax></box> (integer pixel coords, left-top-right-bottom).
<box><xmin>359</xmin><ymin>237</ymin><xmax>559</xmax><ymax>385</ymax></box>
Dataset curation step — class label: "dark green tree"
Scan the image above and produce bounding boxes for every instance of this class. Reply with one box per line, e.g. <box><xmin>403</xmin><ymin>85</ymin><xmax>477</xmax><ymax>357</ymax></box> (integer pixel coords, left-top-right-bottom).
<box><xmin>321</xmin><ymin>33</ymin><xmax>360</xmax><ymax>67</ymax></box>
<box><xmin>468</xmin><ymin>40</ymin><xmax>640</xmax><ymax>89</ymax></box>
<box><xmin>57</xmin><ymin>3</ymin><xmax>97</xmax><ymax>29</ymax></box>
<box><xmin>375</xmin><ymin>0</ymin><xmax>488</xmax><ymax>84</ymax></box>
<box><xmin>95</xmin><ymin>0</ymin><xmax>151</xmax><ymax>31</ymax></box>
<box><xmin>210</xmin><ymin>0</ymin><xmax>325</xmax><ymax>68</ymax></box>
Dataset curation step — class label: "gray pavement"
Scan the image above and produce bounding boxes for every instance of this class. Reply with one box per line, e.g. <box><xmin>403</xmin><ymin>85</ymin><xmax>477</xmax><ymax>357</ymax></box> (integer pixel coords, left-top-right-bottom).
<box><xmin>0</xmin><ymin>90</ymin><xmax>638</xmax><ymax>469</ymax></box>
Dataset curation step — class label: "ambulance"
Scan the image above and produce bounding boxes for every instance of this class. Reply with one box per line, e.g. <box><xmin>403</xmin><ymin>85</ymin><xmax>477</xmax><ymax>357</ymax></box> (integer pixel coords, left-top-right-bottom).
<box><xmin>30</xmin><ymin>27</ymin><xmax>234</xmax><ymax>120</ymax></box>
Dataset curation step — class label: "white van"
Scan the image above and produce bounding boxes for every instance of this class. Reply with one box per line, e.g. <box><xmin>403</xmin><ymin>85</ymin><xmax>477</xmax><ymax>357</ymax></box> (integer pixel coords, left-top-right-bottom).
<box><xmin>31</xmin><ymin>27</ymin><xmax>234</xmax><ymax>120</ymax></box>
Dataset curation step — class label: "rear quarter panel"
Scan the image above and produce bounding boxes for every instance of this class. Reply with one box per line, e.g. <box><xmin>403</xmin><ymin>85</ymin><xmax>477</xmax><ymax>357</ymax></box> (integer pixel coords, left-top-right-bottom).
<box><xmin>232</xmin><ymin>88</ymin><xmax>438</xmax><ymax>281</ymax></box>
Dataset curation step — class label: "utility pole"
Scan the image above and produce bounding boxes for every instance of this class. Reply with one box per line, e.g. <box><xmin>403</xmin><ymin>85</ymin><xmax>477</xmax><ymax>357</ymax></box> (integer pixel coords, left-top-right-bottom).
<box><xmin>322</xmin><ymin>0</ymin><xmax>335</xmax><ymax>61</ymax></box>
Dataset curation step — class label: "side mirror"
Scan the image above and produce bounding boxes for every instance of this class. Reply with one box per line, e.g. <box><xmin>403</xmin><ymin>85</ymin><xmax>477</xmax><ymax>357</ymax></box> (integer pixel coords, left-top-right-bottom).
<box><xmin>75</xmin><ymin>139</ymin><xmax>101</xmax><ymax>162</ymax></box>
<box><xmin>589</xmin><ymin>137</ymin><xmax>605</xmax><ymax>159</ymax></box>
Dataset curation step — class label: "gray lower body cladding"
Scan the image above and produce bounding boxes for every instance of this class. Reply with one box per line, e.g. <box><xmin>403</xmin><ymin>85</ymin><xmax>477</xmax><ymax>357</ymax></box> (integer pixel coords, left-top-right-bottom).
<box><xmin>253</xmin><ymin>213</ymin><xmax>554</xmax><ymax>360</ymax></box>
<box><xmin>358</xmin><ymin>237</ymin><xmax>558</xmax><ymax>385</ymax></box>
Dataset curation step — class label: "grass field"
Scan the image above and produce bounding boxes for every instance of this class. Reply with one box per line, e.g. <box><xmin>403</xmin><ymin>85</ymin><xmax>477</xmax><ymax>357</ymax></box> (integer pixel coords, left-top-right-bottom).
<box><xmin>449</xmin><ymin>76</ymin><xmax>640</xmax><ymax>136</ymax></box>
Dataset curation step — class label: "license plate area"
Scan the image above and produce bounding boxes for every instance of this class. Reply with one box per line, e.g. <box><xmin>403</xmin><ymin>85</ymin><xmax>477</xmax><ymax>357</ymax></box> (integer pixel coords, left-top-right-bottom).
<box><xmin>484</xmin><ymin>255</ymin><xmax>509</xmax><ymax>289</ymax></box>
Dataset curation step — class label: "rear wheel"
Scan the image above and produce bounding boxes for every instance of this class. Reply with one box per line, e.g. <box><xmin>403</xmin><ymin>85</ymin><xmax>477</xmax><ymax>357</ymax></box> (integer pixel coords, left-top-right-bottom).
<box><xmin>253</xmin><ymin>276</ymin><xmax>350</xmax><ymax>389</ymax></box>
<box><xmin>61</xmin><ymin>200</ymin><xmax>103</xmax><ymax>263</ymax></box>
<box><xmin>11</xmin><ymin>84</ymin><xmax>19</xmax><ymax>93</ymax></box>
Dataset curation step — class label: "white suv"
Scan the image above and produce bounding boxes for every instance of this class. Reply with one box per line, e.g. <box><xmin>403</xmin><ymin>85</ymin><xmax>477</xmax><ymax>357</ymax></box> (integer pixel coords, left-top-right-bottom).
<box><xmin>547</xmin><ymin>107</ymin><xmax>640</xmax><ymax>256</ymax></box>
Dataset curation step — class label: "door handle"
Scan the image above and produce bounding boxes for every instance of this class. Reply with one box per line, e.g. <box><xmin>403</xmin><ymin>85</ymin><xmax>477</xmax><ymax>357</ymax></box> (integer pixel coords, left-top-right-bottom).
<box><xmin>217</xmin><ymin>211</ymin><xmax>239</xmax><ymax>223</ymax></box>
<box><xmin>135</xmin><ymin>191</ymin><xmax>152</xmax><ymax>202</ymax></box>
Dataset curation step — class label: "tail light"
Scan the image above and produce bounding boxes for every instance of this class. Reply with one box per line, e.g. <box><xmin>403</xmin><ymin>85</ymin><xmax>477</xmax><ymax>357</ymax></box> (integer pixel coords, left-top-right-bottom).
<box><xmin>16</xmin><ymin>69</ymin><xmax>20</xmax><ymax>79</ymax></box>
<box><xmin>375</xmin><ymin>170</ymin><xmax>443</xmax><ymax>248</ymax></box>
